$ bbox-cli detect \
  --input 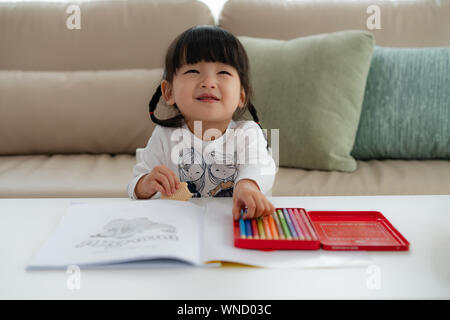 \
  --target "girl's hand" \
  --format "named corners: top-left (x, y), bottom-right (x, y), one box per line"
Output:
top-left (232, 179), bottom-right (276, 221)
top-left (136, 165), bottom-right (181, 199)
